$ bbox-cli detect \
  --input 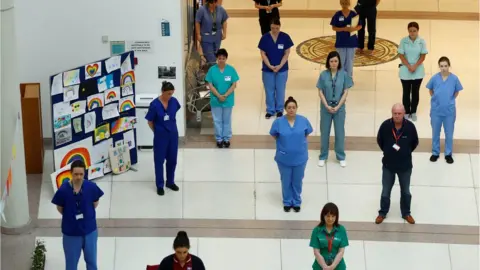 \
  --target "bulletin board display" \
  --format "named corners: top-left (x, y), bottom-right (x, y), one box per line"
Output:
top-left (49, 51), bottom-right (138, 180)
